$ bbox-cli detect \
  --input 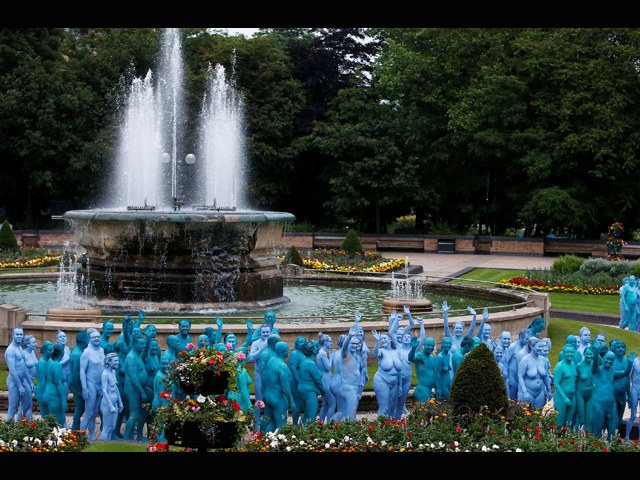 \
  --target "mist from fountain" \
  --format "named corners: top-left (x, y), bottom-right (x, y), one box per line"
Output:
top-left (199, 62), bottom-right (246, 209)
